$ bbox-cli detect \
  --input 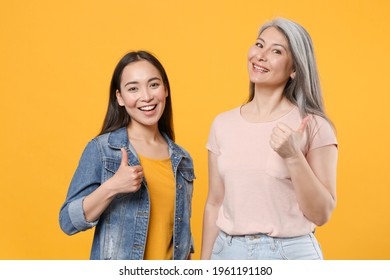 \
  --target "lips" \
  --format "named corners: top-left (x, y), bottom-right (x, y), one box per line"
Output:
top-left (138, 105), bottom-right (157, 111)
top-left (253, 63), bottom-right (269, 73)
